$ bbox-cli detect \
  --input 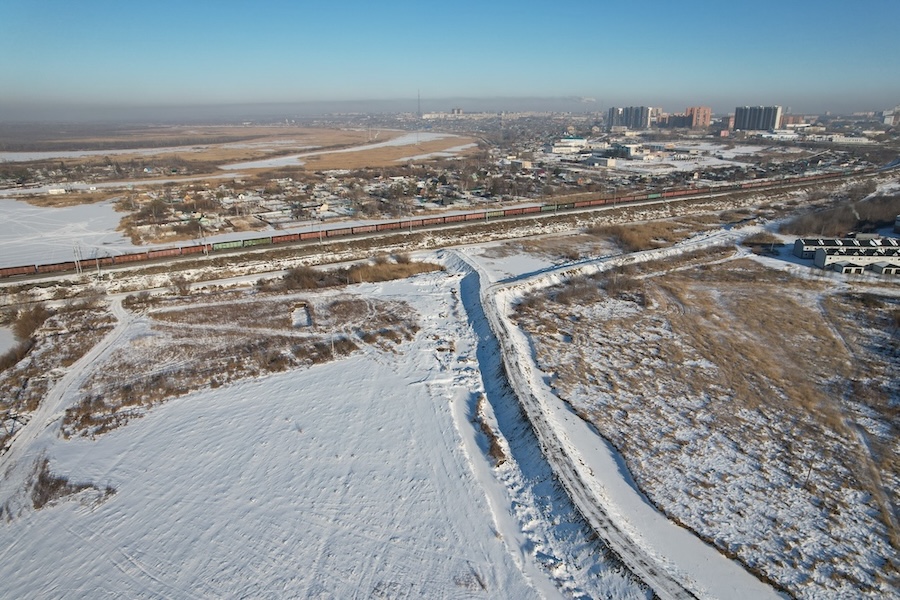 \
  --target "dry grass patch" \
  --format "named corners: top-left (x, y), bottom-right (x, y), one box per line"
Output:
top-left (63, 291), bottom-right (421, 438)
top-left (0, 305), bottom-right (115, 447)
top-left (588, 220), bottom-right (698, 252)
top-left (259, 260), bottom-right (442, 292)
top-left (19, 190), bottom-right (122, 208)
top-left (475, 394), bottom-right (506, 467)
top-left (514, 252), bottom-right (899, 598)
top-left (29, 459), bottom-right (115, 510)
